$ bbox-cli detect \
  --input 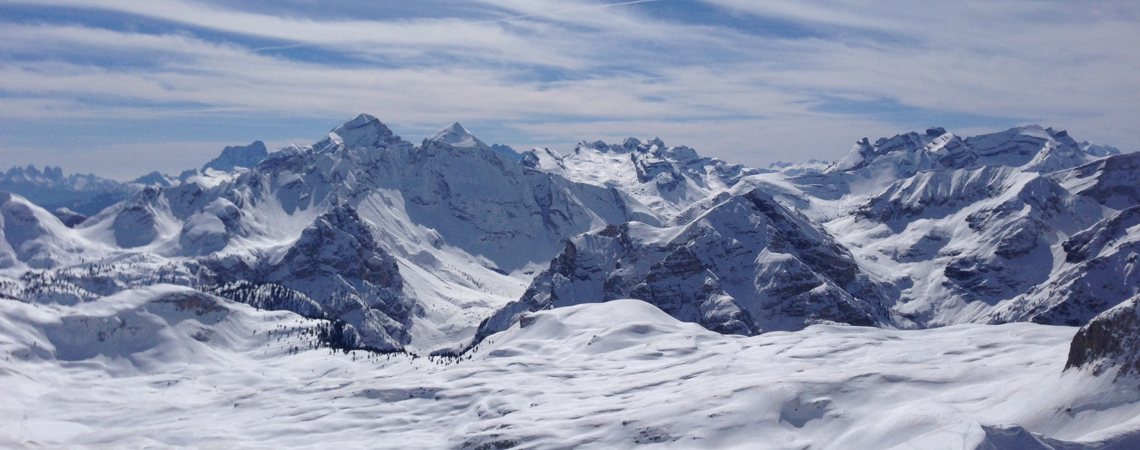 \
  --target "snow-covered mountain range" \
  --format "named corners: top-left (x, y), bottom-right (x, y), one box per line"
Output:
top-left (0, 165), bottom-right (132, 218)
top-left (2, 114), bottom-right (1139, 448)
top-left (2, 115), bottom-right (1136, 350)
top-left (1, 115), bottom-right (658, 352)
